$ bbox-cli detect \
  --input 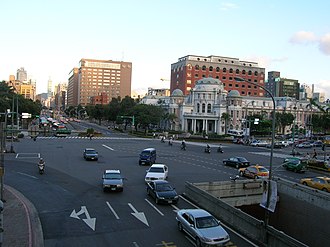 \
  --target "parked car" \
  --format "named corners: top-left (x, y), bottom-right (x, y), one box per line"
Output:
top-left (102, 170), bottom-right (124, 192)
top-left (83, 148), bottom-right (98, 161)
top-left (250, 140), bottom-right (269, 147)
top-left (146, 180), bottom-right (179, 204)
top-left (266, 142), bottom-right (283, 149)
top-left (282, 157), bottom-right (307, 173)
top-left (223, 157), bottom-right (250, 168)
top-left (145, 164), bottom-right (168, 183)
top-left (238, 165), bottom-right (269, 179)
top-left (312, 141), bottom-right (323, 147)
top-left (300, 176), bottom-right (330, 192)
top-left (176, 209), bottom-right (230, 247)
top-left (297, 142), bottom-right (313, 148)
top-left (139, 148), bottom-right (157, 165)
